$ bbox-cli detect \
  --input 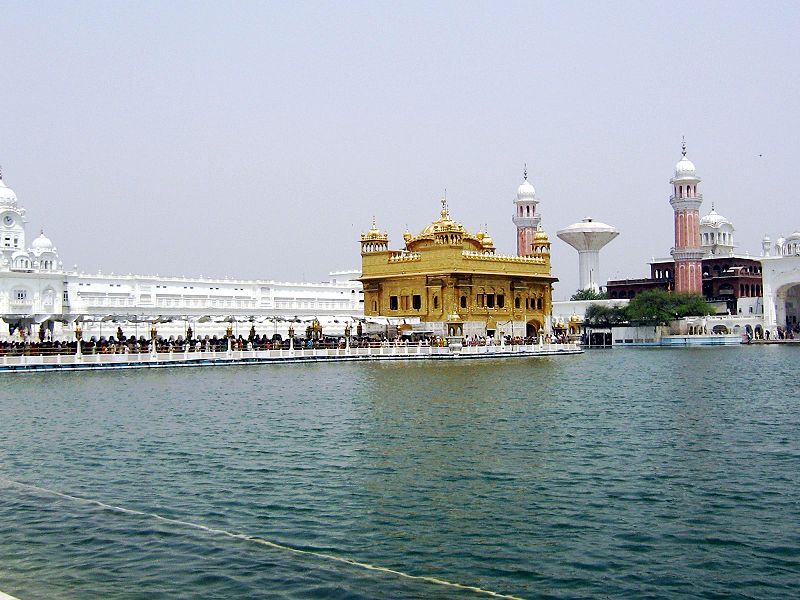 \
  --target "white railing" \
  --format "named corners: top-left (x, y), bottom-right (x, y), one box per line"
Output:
top-left (0, 341), bottom-right (581, 370)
